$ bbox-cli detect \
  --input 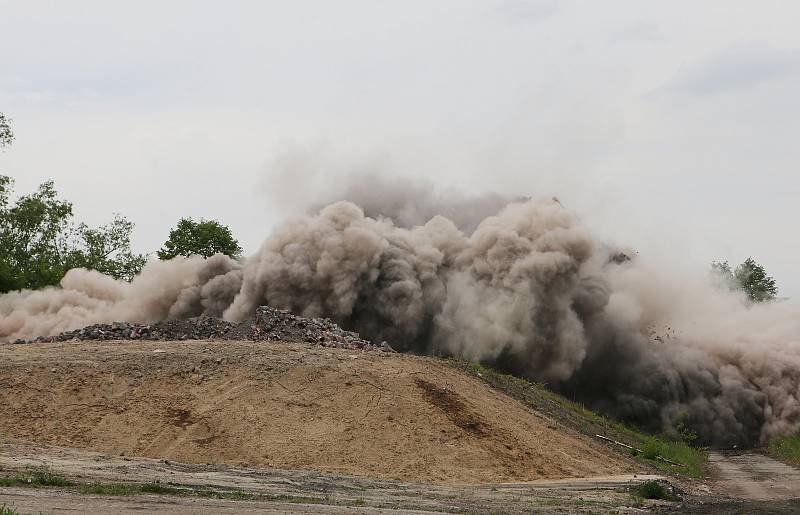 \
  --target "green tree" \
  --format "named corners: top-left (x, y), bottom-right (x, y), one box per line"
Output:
top-left (0, 113), bottom-right (13, 149)
top-left (0, 175), bottom-right (146, 292)
top-left (711, 257), bottom-right (778, 302)
top-left (157, 217), bottom-right (242, 260)
top-left (66, 215), bottom-right (148, 282)
top-left (734, 257), bottom-right (778, 302)
top-left (0, 178), bottom-right (73, 291)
